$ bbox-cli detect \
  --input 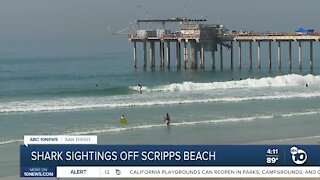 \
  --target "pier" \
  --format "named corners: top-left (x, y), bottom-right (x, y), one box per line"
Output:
top-left (125, 17), bottom-right (320, 70)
